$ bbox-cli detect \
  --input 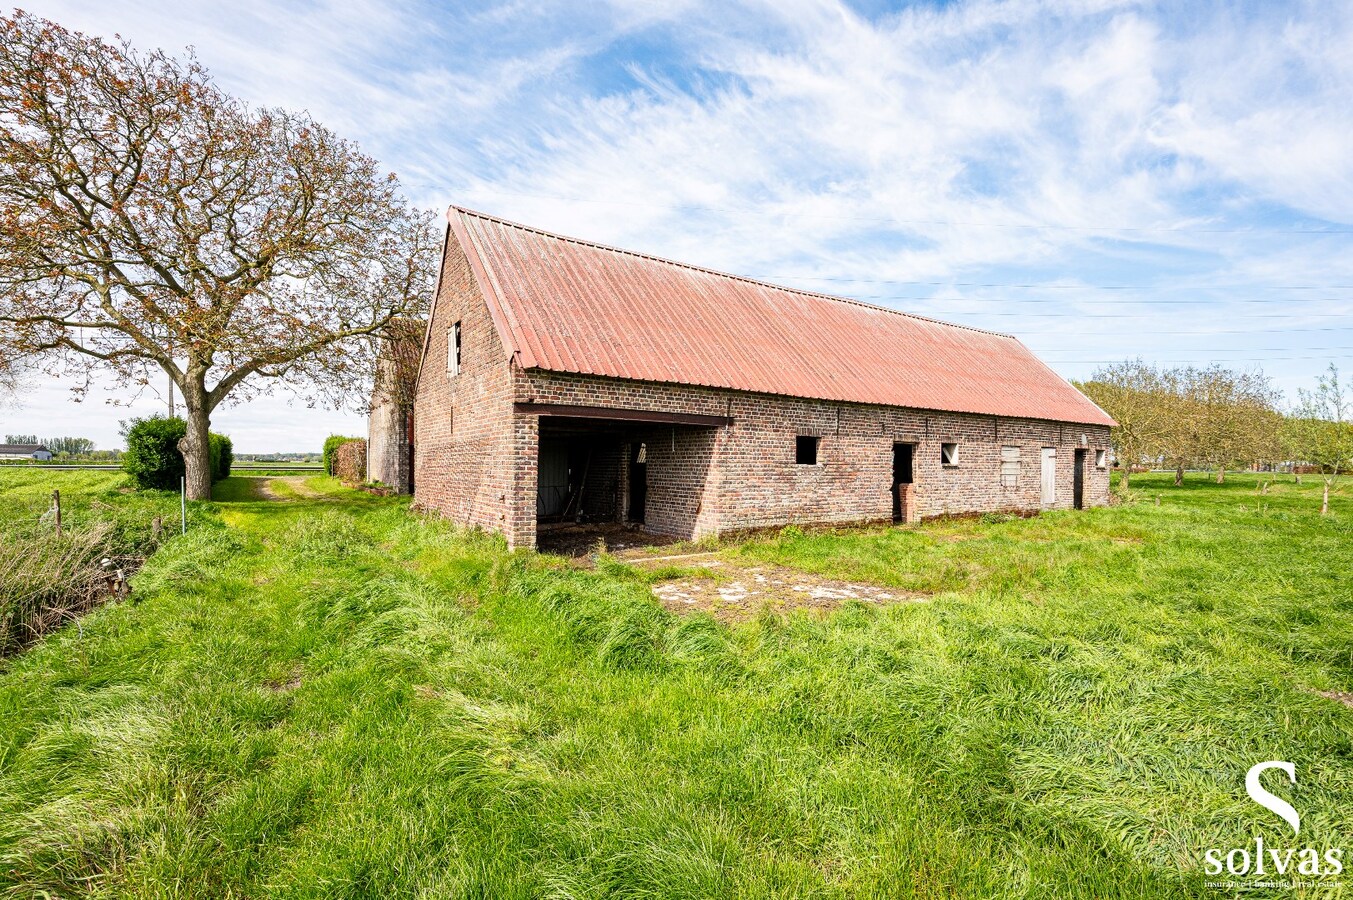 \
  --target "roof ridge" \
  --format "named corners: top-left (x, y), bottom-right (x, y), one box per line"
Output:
top-left (449, 205), bottom-right (1016, 341)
